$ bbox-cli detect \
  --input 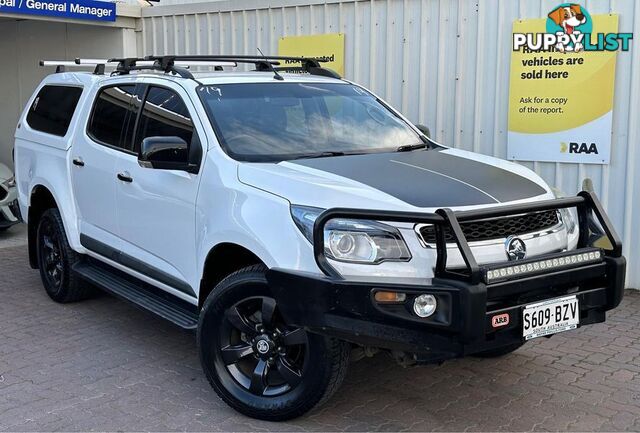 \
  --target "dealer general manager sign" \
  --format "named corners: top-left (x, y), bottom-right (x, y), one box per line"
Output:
top-left (0, 0), bottom-right (115, 22)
